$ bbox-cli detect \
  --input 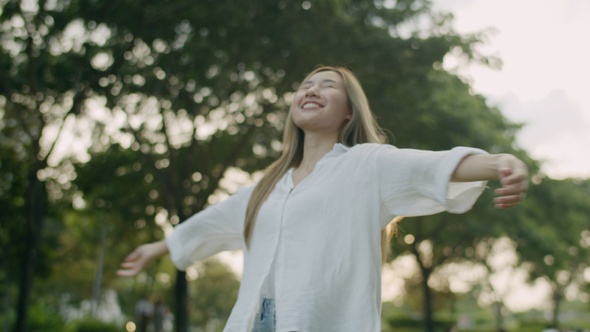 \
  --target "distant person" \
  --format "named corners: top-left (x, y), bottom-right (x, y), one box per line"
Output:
top-left (118, 66), bottom-right (528, 331)
top-left (134, 296), bottom-right (154, 332)
top-left (153, 299), bottom-right (166, 332)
